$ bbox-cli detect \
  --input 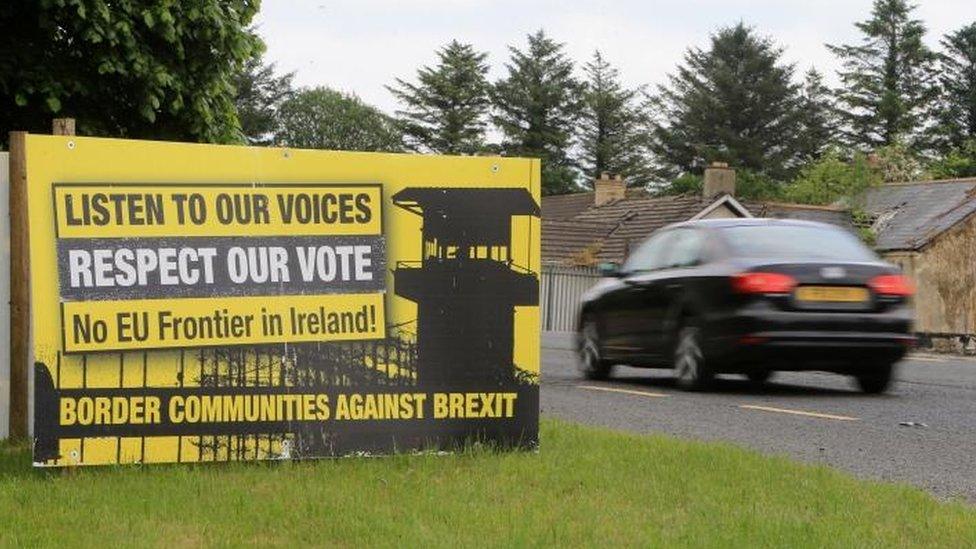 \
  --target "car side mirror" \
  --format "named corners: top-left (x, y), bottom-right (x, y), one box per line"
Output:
top-left (598, 262), bottom-right (621, 277)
